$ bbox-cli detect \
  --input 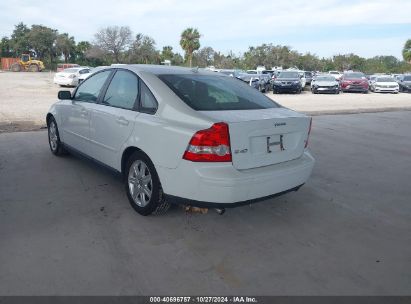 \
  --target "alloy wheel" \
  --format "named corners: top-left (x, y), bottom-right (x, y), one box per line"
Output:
top-left (128, 160), bottom-right (153, 207)
top-left (49, 121), bottom-right (58, 151)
